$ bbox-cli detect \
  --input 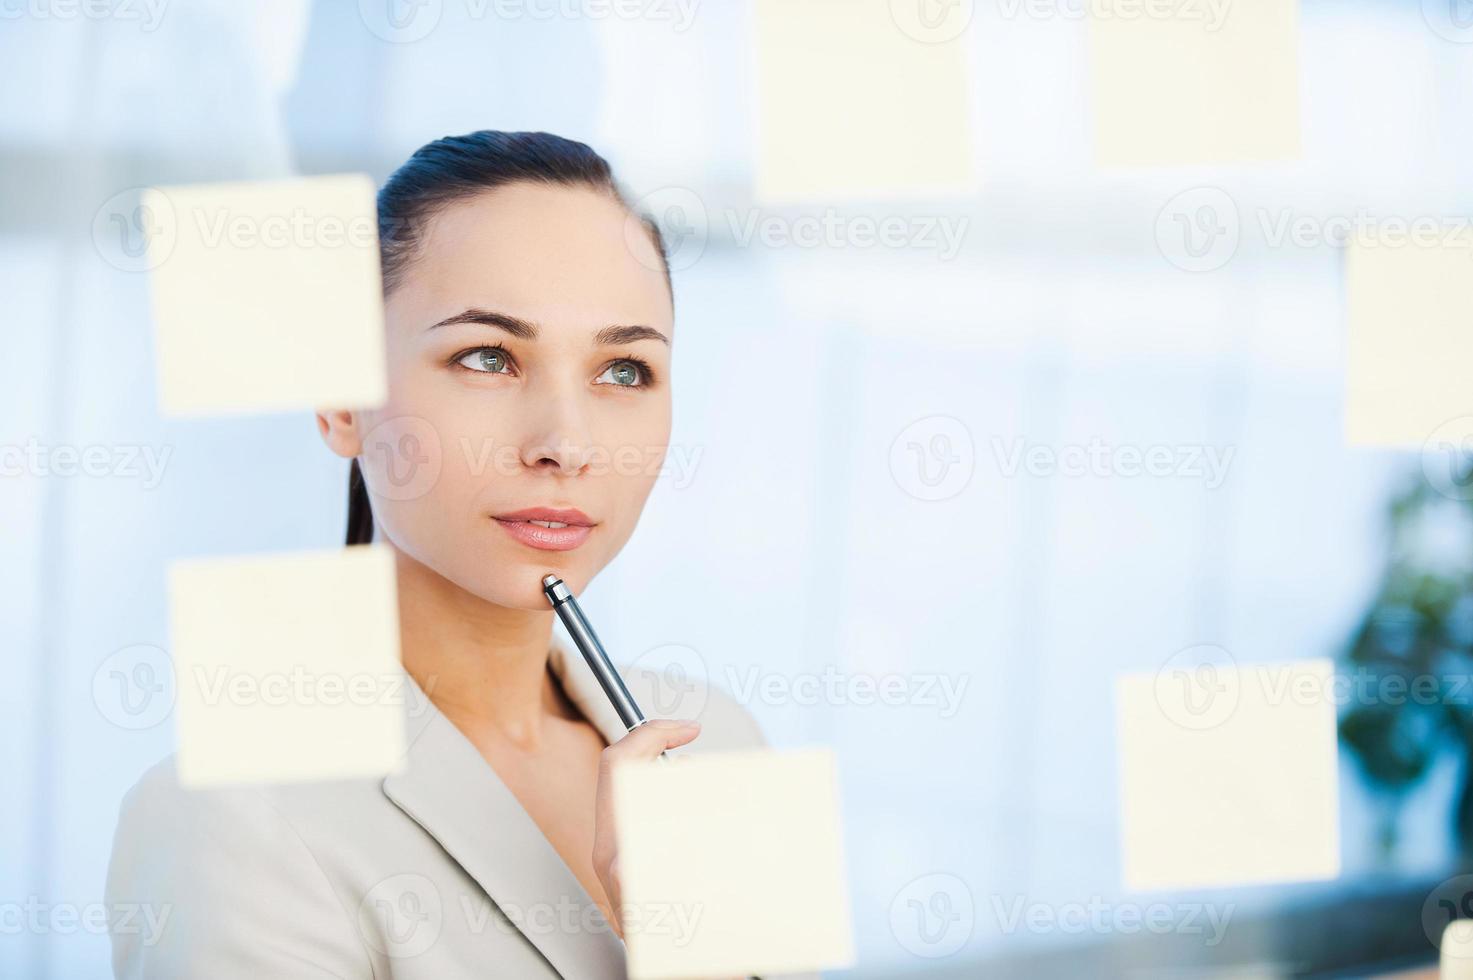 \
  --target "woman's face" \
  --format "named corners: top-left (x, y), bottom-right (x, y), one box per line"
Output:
top-left (332, 182), bottom-right (673, 610)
